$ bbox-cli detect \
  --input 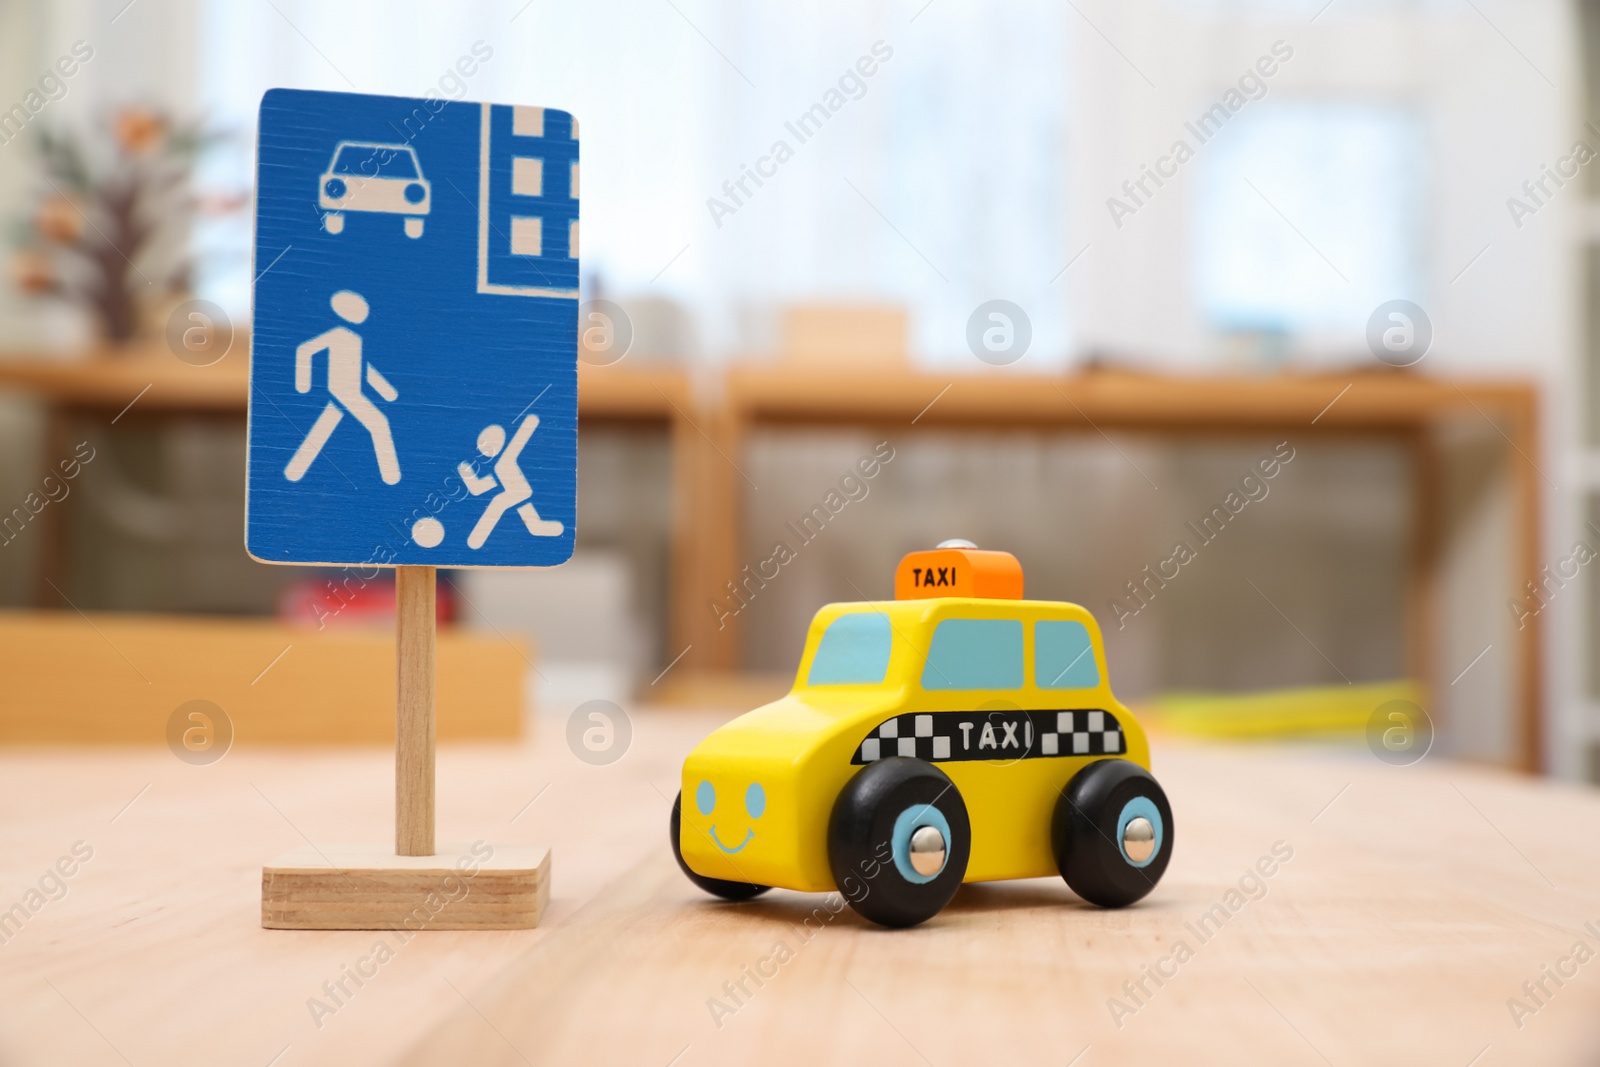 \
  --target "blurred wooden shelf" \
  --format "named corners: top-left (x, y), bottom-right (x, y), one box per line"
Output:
top-left (726, 365), bottom-right (1535, 430)
top-left (679, 363), bottom-right (1543, 774)
top-left (0, 347), bottom-right (249, 412)
top-left (0, 345), bottom-right (690, 422)
top-left (577, 361), bottom-right (692, 422)
top-left (0, 610), bottom-right (525, 744)
top-left (0, 350), bottom-right (1545, 771)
